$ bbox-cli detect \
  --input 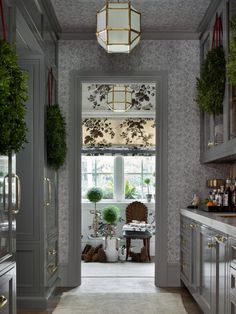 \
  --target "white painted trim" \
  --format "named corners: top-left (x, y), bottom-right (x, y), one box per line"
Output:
top-left (69, 71), bottom-right (169, 287)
